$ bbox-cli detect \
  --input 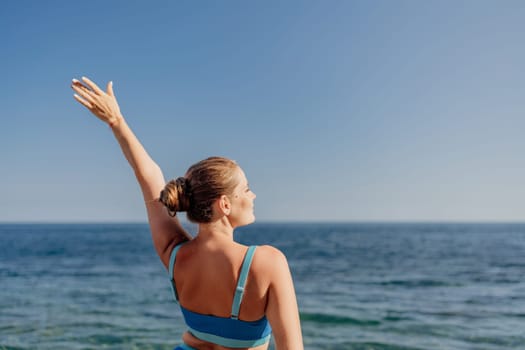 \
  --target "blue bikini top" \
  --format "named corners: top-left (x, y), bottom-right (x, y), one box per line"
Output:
top-left (169, 244), bottom-right (272, 348)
